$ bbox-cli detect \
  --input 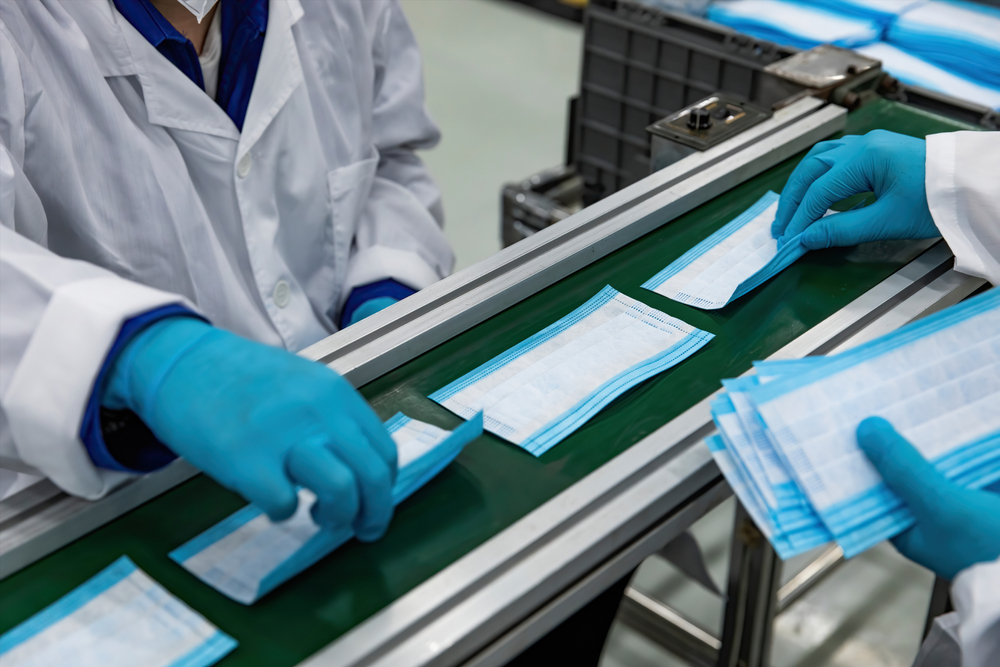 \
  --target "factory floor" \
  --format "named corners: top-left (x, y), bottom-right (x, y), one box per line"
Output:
top-left (400, 1), bottom-right (936, 665)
